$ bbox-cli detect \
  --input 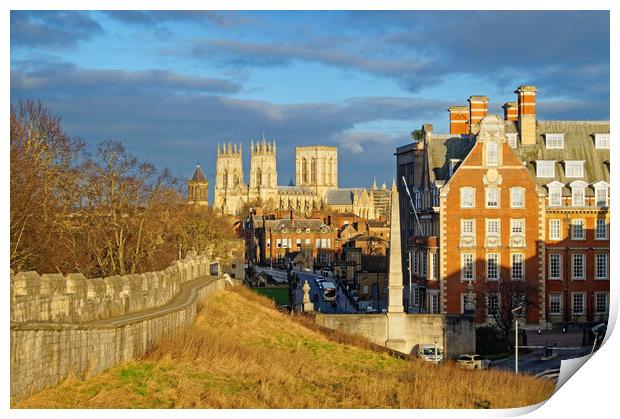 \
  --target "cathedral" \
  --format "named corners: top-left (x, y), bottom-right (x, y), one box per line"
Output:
top-left (190, 140), bottom-right (390, 220)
